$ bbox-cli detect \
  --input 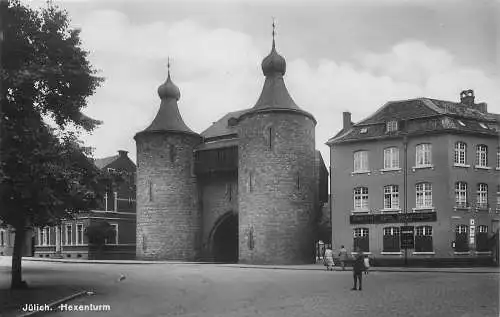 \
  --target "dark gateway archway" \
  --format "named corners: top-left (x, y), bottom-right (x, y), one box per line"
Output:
top-left (212, 213), bottom-right (239, 263)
